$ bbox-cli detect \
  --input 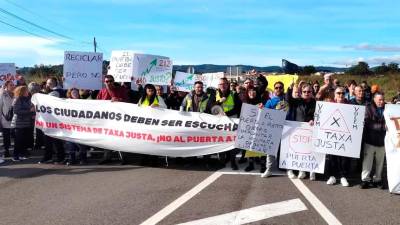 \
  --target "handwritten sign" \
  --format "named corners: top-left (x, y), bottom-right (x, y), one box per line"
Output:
top-left (63, 51), bottom-right (103, 90)
top-left (202, 72), bottom-right (224, 89)
top-left (235, 103), bottom-right (286, 156)
top-left (313, 101), bottom-right (365, 158)
top-left (384, 104), bottom-right (400, 194)
top-left (0, 63), bottom-right (16, 86)
top-left (107, 50), bottom-right (134, 82)
top-left (279, 121), bottom-right (326, 173)
top-left (174, 71), bottom-right (205, 92)
top-left (132, 54), bottom-right (172, 88)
